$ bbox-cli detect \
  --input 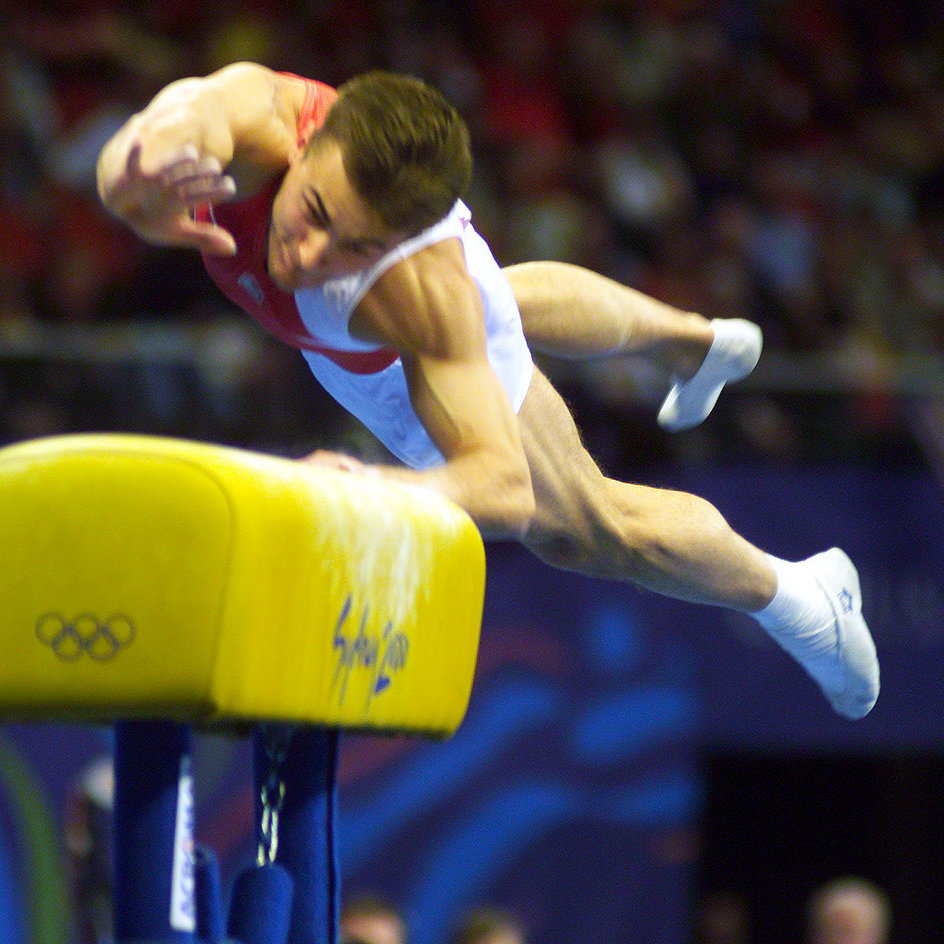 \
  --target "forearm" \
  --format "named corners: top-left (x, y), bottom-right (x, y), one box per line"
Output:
top-left (381, 452), bottom-right (534, 539)
top-left (308, 449), bottom-right (534, 539)
top-left (506, 260), bottom-right (708, 359)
